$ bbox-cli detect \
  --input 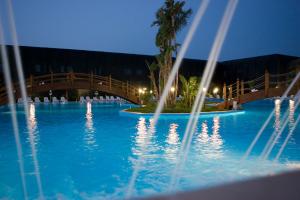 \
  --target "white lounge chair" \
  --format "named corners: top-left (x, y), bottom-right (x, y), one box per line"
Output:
top-left (79, 96), bottom-right (85, 103)
top-left (27, 97), bottom-right (33, 103)
top-left (60, 97), bottom-right (67, 104)
top-left (93, 97), bottom-right (99, 103)
top-left (86, 96), bottom-right (92, 102)
top-left (121, 98), bottom-right (127, 103)
top-left (105, 96), bottom-right (110, 102)
top-left (34, 97), bottom-right (41, 104)
top-left (99, 96), bottom-right (104, 103)
top-left (43, 97), bottom-right (50, 103)
top-left (110, 96), bottom-right (115, 102)
top-left (52, 97), bottom-right (59, 104)
top-left (17, 98), bottom-right (23, 104)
